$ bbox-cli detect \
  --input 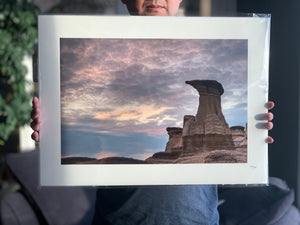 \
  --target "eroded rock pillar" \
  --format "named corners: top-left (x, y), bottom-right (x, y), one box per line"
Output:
top-left (182, 80), bottom-right (234, 152)
top-left (165, 127), bottom-right (183, 153)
